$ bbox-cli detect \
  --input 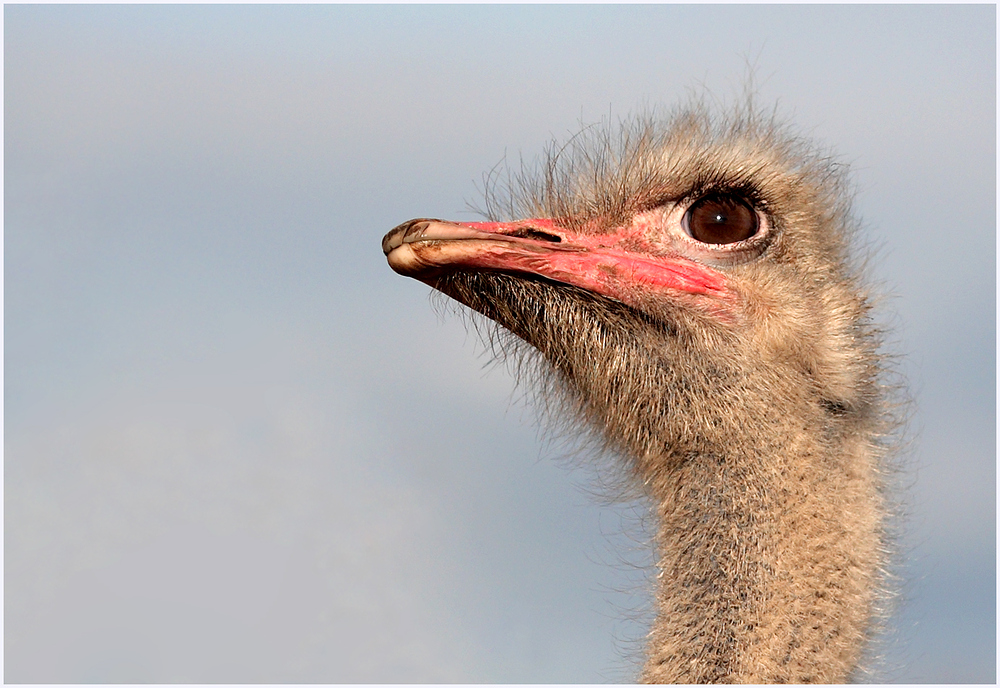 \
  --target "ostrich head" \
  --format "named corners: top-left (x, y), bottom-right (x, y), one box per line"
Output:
top-left (382, 103), bottom-right (892, 683)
